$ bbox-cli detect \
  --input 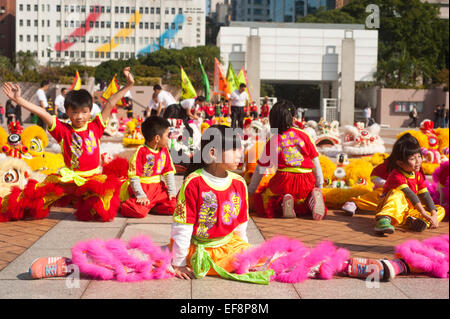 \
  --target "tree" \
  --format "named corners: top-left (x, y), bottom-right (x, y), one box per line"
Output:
top-left (14, 51), bottom-right (38, 74)
top-left (297, 0), bottom-right (449, 88)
